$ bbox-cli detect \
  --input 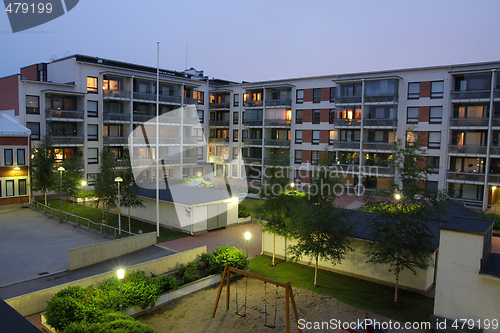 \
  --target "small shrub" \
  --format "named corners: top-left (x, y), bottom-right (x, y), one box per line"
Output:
top-left (45, 286), bottom-right (86, 331)
top-left (238, 203), bottom-right (251, 218)
top-left (483, 213), bottom-right (500, 230)
top-left (212, 246), bottom-right (247, 273)
top-left (177, 262), bottom-right (200, 284)
top-left (154, 274), bottom-right (179, 293)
